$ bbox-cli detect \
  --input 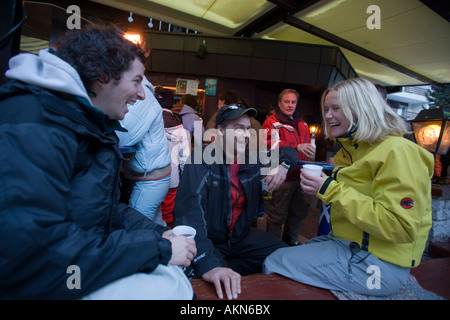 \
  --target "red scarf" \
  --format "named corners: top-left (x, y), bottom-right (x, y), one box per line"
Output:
top-left (229, 163), bottom-right (247, 234)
